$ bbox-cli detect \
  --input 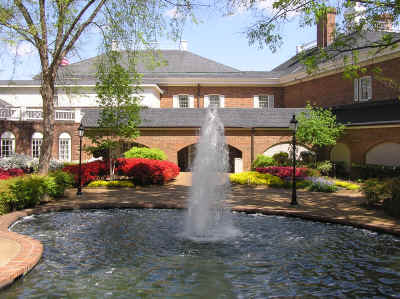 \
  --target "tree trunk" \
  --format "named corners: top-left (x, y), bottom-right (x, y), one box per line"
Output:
top-left (38, 73), bottom-right (56, 175)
